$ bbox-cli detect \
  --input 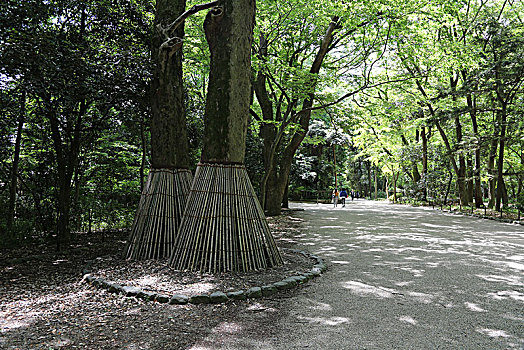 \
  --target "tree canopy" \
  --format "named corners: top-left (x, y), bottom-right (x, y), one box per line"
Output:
top-left (1, 0), bottom-right (523, 248)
